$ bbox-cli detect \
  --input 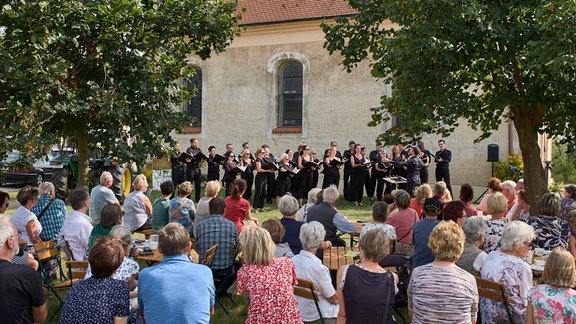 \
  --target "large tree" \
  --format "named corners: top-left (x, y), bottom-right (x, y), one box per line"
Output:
top-left (322, 0), bottom-right (576, 206)
top-left (0, 0), bottom-right (241, 185)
